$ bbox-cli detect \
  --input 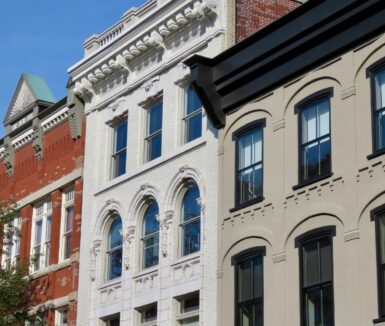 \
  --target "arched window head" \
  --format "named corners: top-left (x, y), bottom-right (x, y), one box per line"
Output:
top-left (107, 216), bottom-right (123, 280)
top-left (142, 201), bottom-right (160, 269)
top-left (180, 184), bottom-right (201, 256)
